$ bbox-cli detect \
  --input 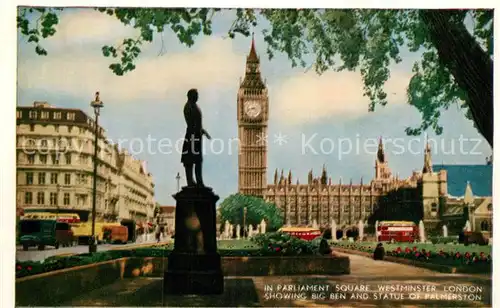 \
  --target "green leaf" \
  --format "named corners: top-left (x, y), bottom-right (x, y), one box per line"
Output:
top-left (35, 45), bottom-right (47, 56)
